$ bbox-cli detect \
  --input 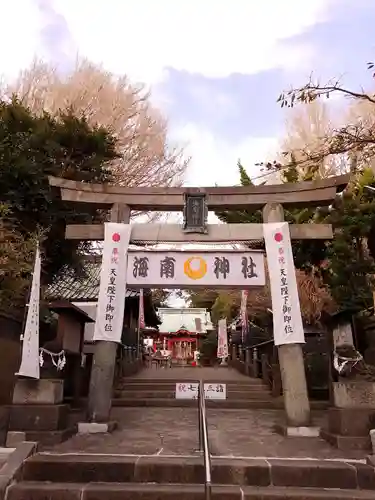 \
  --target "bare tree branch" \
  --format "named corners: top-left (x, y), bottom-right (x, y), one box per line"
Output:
top-left (4, 58), bottom-right (189, 190)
